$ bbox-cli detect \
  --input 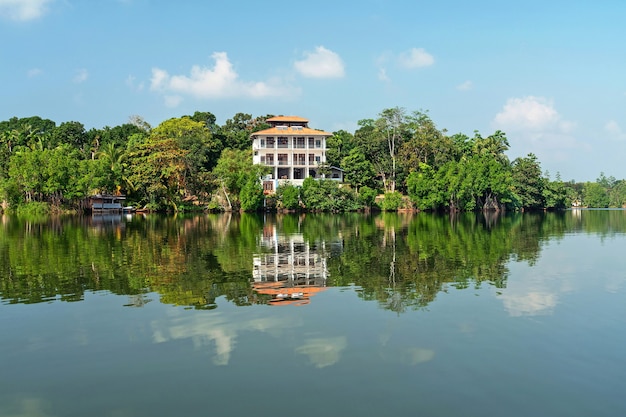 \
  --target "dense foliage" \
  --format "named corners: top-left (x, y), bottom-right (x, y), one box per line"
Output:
top-left (0, 109), bottom-right (623, 213)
